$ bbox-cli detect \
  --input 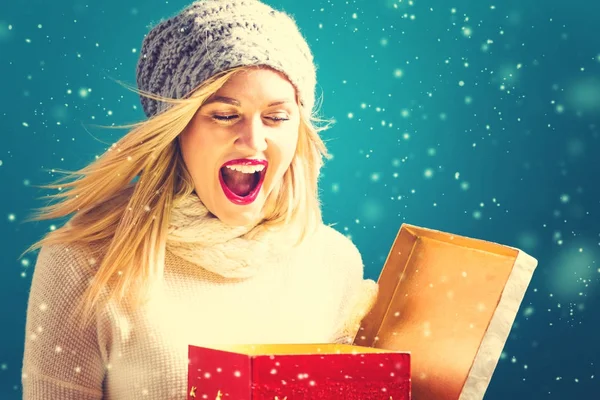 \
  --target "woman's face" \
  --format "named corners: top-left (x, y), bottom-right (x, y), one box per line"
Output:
top-left (179, 68), bottom-right (301, 226)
